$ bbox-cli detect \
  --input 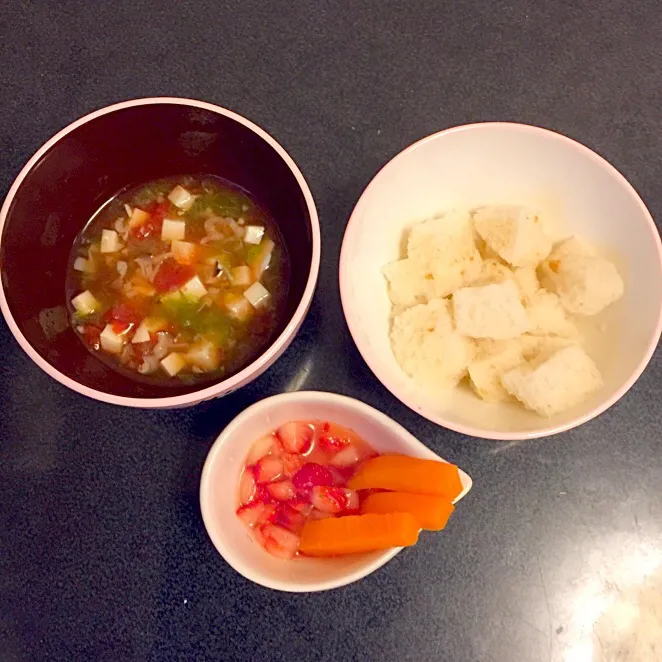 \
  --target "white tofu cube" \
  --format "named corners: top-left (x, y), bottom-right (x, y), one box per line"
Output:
top-left (167, 185), bottom-right (194, 210)
top-left (73, 257), bottom-right (88, 272)
top-left (243, 281), bottom-right (270, 308)
top-left (185, 340), bottom-right (221, 371)
top-left (161, 219), bottom-right (186, 242)
top-left (160, 352), bottom-right (186, 376)
top-left (243, 225), bottom-right (265, 244)
top-left (225, 294), bottom-right (253, 321)
top-left (180, 275), bottom-right (207, 300)
top-left (231, 265), bottom-right (254, 287)
top-left (131, 322), bottom-right (151, 344)
top-left (452, 280), bottom-right (530, 339)
top-left (100, 229), bottom-right (120, 253)
top-left (473, 205), bottom-right (552, 266)
top-left (501, 345), bottom-right (603, 417)
top-left (100, 324), bottom-right (126, 354)
top-left (71, 290), bottom-right (100, 316)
